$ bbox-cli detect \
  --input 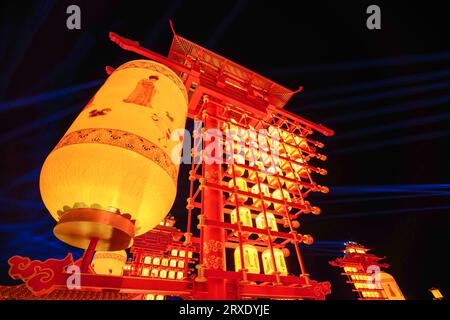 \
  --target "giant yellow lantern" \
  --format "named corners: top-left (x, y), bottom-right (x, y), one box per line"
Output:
top-left (91, 250), bottom-right (127, 276)
top-left (262, 248), bottom-right (288, 276)
top-left (40, 60), bottom-right (188, 251)
top-left (234, 244), bottom-right (260, 274)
